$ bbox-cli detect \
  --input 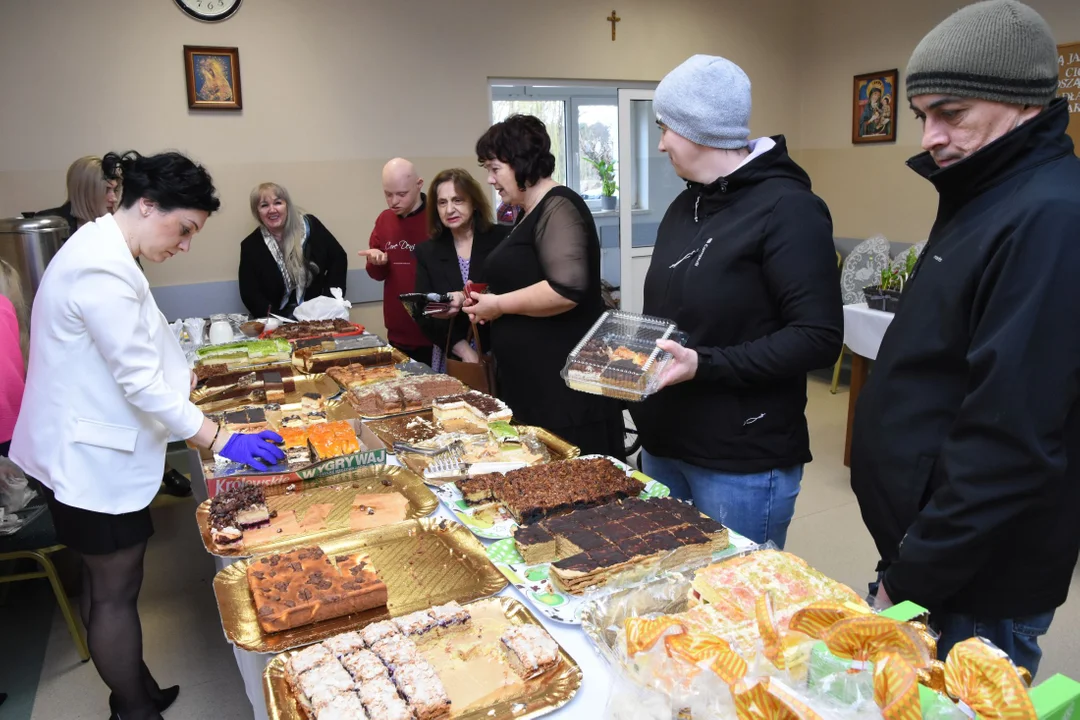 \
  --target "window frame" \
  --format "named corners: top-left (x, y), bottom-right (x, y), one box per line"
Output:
top-left (491, 85), bottom-right (620, 214)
